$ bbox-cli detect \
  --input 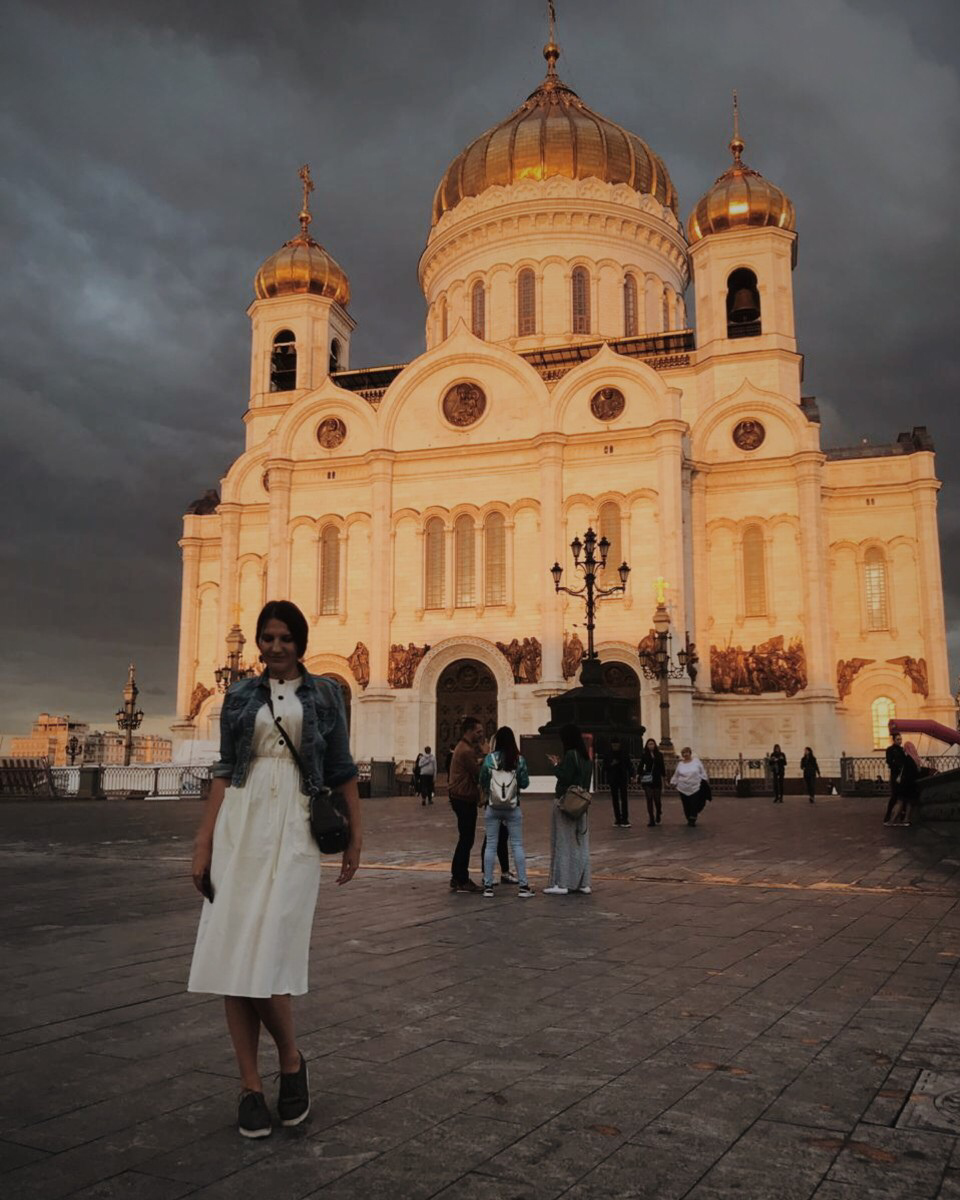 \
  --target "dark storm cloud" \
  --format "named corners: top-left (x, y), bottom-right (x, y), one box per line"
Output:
top-left (2, 0), bottom-right (958, 737)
